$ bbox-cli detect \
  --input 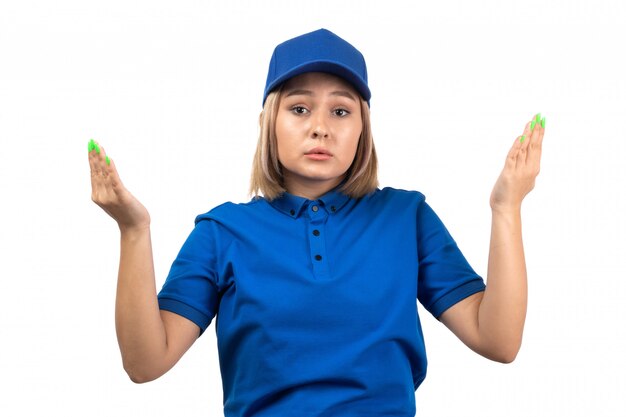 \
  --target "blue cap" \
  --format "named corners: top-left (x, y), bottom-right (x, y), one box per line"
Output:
top-left (262, 28), bottom-right (370, 106)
